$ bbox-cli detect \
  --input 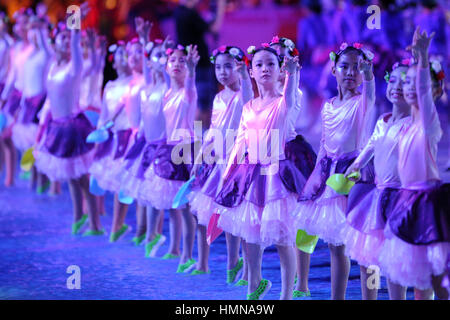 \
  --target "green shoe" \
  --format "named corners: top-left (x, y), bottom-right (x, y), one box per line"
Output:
top-left (246, 279), bottom-right (272, 300)
top-left (293, 290), bottom-right (311, 298)
top-left (176, 258), bottom-right (196, 273)
top-left (71, 214), bottom-right (88, 235)
top-left (19, 171), bottom-right (31, 180)
top-left (235, 279), bottom-right (248, 287)
top-left (83, 229), bottom-right (105, 236)
top-left (227, 257), bottom-right (244, 284)
top-left (145, 234), bottom-right (166, 258)
top-left (132, 234), bottom-right (146, 246)
top-left (161, 253), bottom-right (179, 260)
top-left (190, 269), bottom-right (211, 276)
top-left (109, 224), bottom-right (130, 243)
top-left (36, 181), bottom-right (51, 195)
